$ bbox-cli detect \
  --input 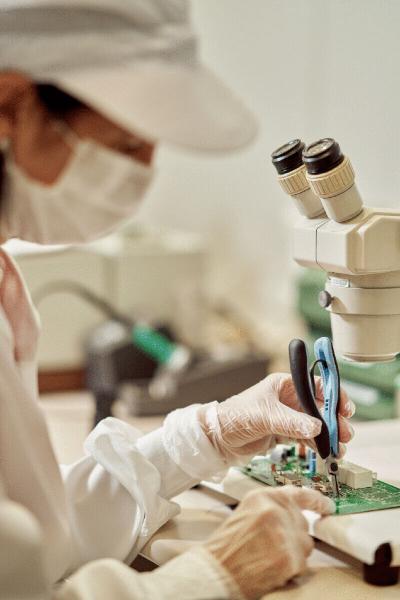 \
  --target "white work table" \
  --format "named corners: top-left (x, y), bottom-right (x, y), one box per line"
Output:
top-left (43, 393), bottom-right (400, 599)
